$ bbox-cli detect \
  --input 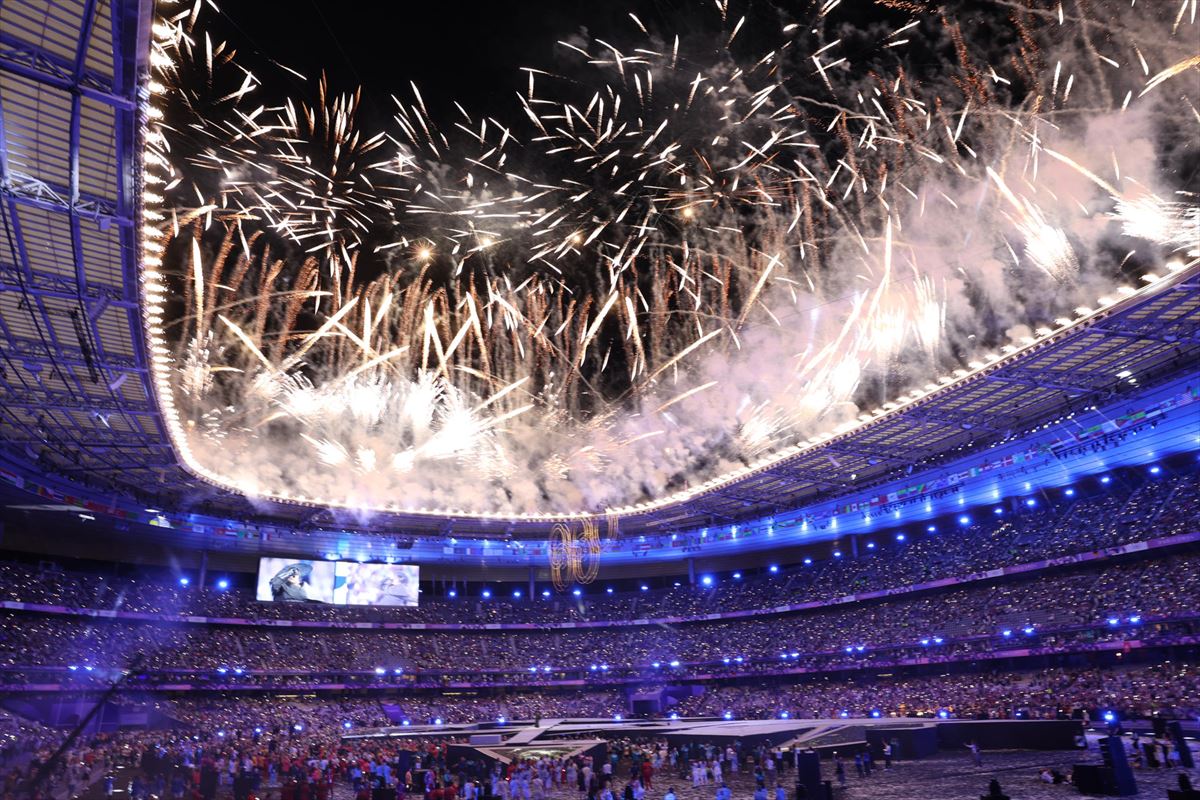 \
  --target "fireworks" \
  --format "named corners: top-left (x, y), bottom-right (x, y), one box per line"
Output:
top-left (141, 1), bottom-right (1200, 519)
